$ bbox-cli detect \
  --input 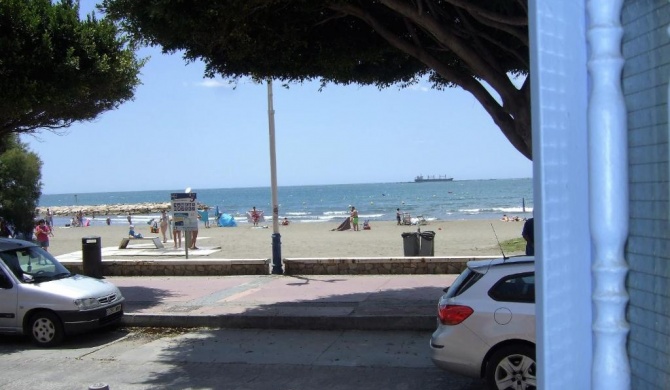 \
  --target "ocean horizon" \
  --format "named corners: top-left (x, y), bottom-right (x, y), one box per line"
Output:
top-left (38, 179), bottom-right (533, 227)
